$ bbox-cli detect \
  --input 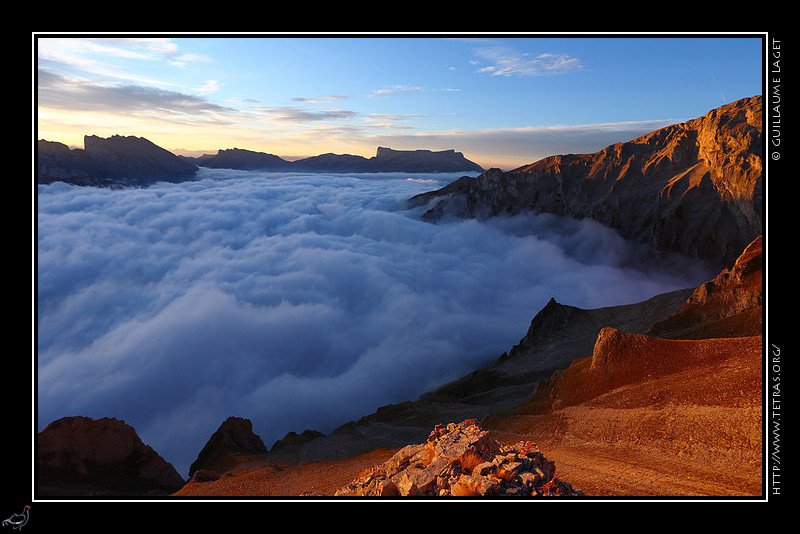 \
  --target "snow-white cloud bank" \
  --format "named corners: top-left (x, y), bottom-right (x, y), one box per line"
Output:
top-left (36, 168), bottom-right (713, 477)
